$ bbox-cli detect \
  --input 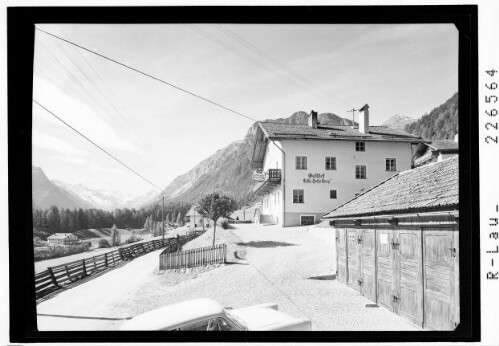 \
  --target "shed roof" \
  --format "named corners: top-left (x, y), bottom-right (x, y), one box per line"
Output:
top-left (322, 156), bottom-right (459, 219)
top-left (429, 140), bottom-right (459, 151)
top-left (258, 122), bottom-right (427, 143)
